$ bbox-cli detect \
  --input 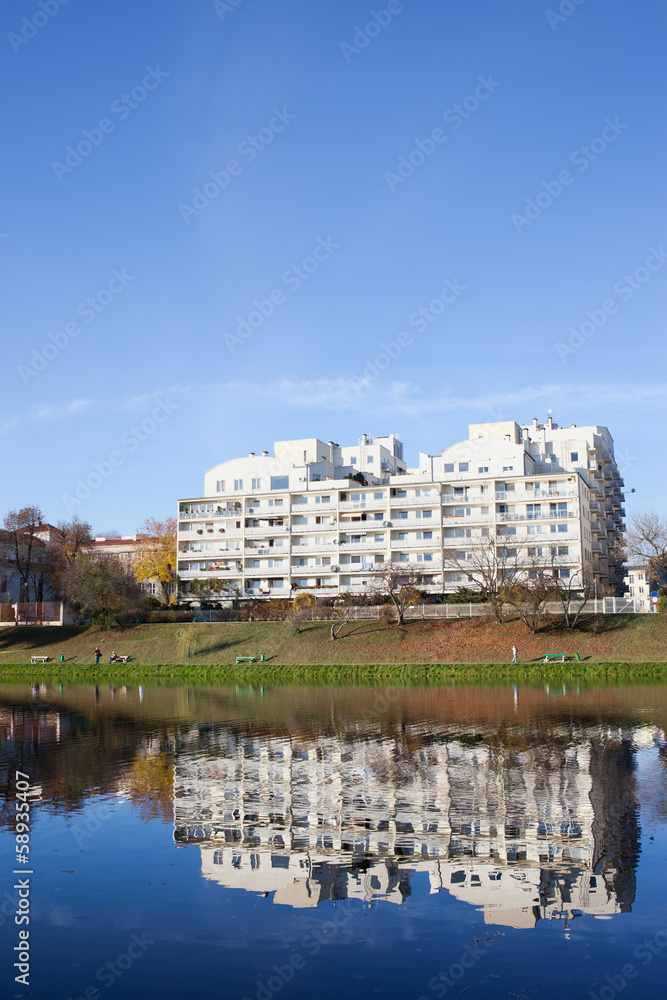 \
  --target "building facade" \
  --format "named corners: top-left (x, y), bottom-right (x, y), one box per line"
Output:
top-left (176, 418), bottom-right (625, 601)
